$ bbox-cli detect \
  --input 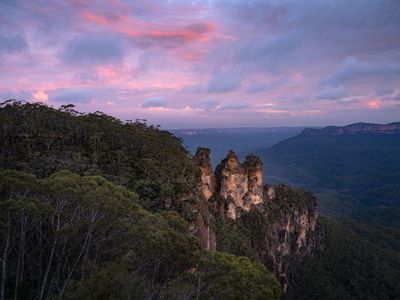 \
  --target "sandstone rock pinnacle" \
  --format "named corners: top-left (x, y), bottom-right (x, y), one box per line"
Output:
top-left (194, 147), bottom-right (215, 200)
